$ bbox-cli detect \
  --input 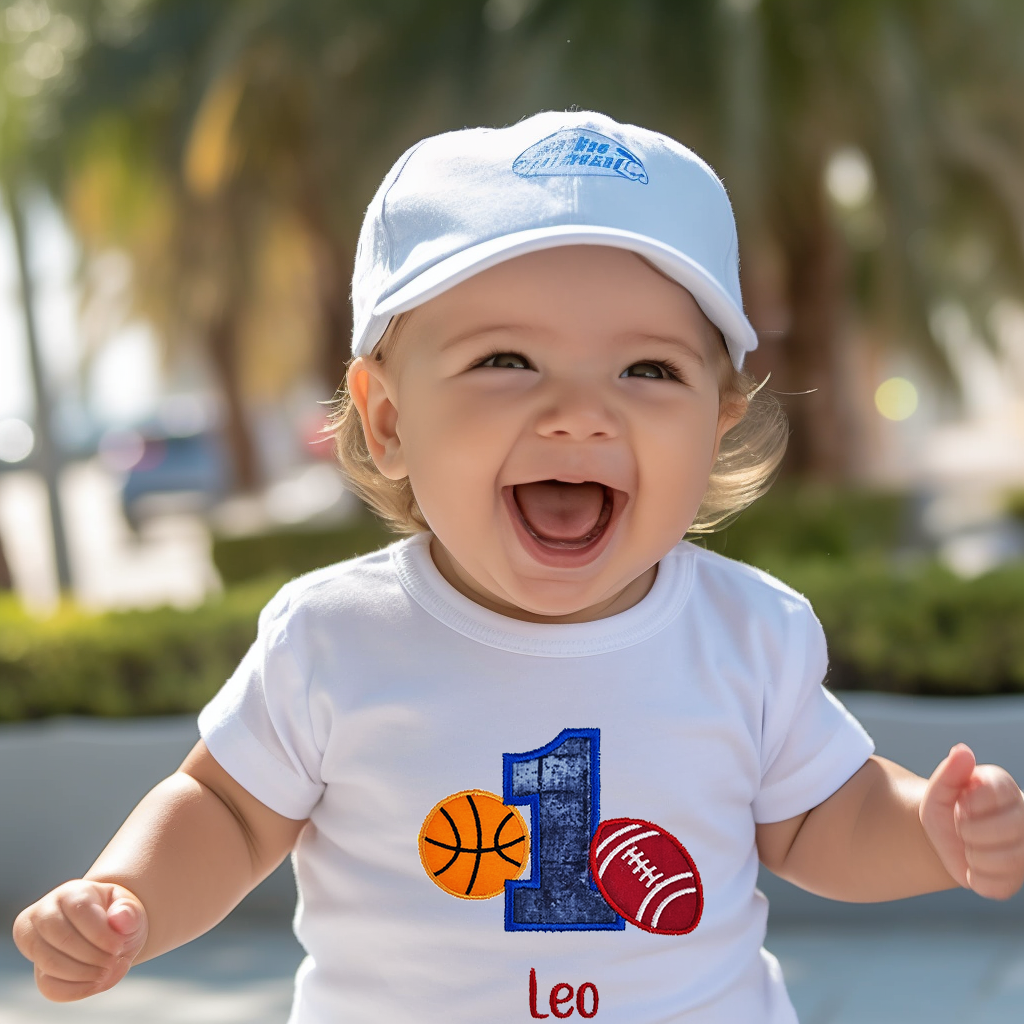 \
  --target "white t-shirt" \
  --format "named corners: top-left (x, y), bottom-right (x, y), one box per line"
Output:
top-left (199, 534), bottom-right (873, 1024)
